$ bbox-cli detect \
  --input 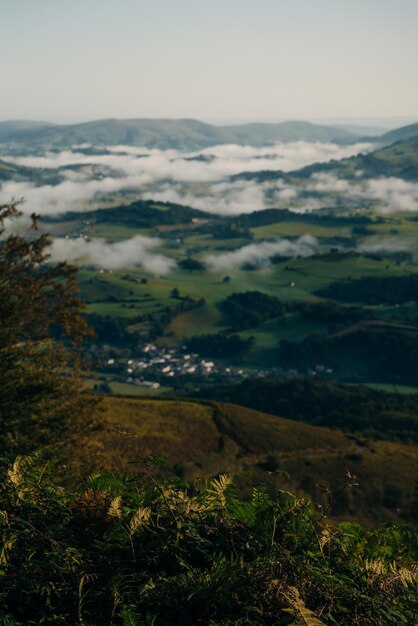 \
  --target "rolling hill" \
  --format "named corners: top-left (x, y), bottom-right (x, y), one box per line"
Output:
top-left (0, 118), bottom-right (357, 150)
top-left (379, 121), bottom-right (418, 144)
top-left (67, 395), bottom-right (418, 527)
top-left (0, 156), bottom-right (57, 183)
top-left (46, 199), bottom-right (214, 227)
top-left (234, 134), bottom-right (418, 183)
